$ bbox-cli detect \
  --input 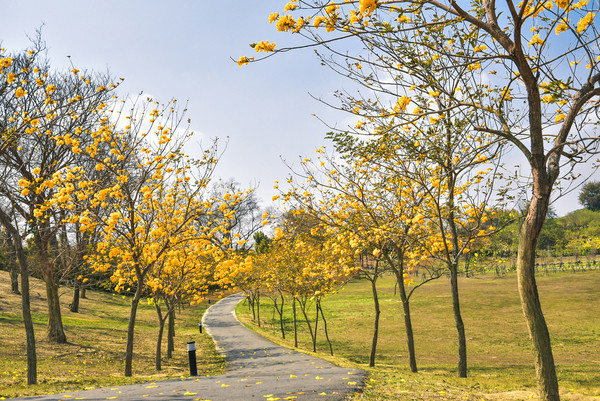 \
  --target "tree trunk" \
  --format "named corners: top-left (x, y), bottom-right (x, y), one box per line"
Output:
top-left (70, 282), bottom-right (80, 313)
top-left (248, 293), bottom-right (256, 320)
top-left (292, 297), bottom-right (298, 348)
top-left (450, 261), bottom-right (467, 377)
top-left (43, 270), bottom-right (67, 343)
top-left (256, 291), bottom-right (261, 327)
top-left (81, 287), bottom-right (87, 299)
top-left (445, 116), bottom-right (467, 378)
top-left (313, 298), bottom-right (319, 352)
top-left (389, 247), bottom-right (418, 373)
top-left (1, 217), bottom-right (37, 384)
top-left (155, 302), bottom-right (167, 371)
top-left (15, 233), bottom-right (37, 384)
top-left (299, 299), bottom-right (316, 352)
top-left (369, 277), bottom-right (380, 367)
top-left (36, 229), bottom-right (67, 344)
top-left (167, 308), bottom-right (175, 359)
top-left (317, 299), bottom-right (333, 356)
top-left (518, 196), bottom-right (560, 401)
top-left (273, 292), bottom-right (286, 339)
top-left (7, 235), bottom-right (20, 294)
top-left (125, 281), bottom-right (143, 377)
